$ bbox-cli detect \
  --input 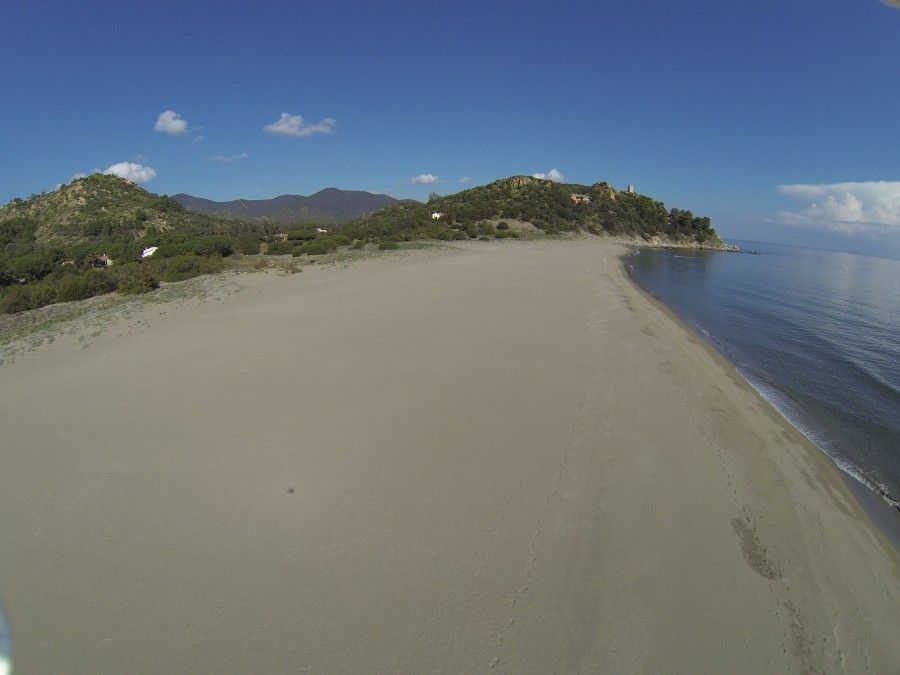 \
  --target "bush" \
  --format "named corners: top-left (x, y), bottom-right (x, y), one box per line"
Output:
top-left (55, 275), bottom-right (93, 302)
top-left (266, 240), bottom-right (293, 255)
top-left (160, 235), bottom-right (233, 258)
top-left (496, 221), bottom-right (509, 230)
top-left (377, 240), bottom-right (399, 250)
top-left (478, 221), bottom-right (496, 236)
top-left (0, 285), bottom-right (36, 313)
top-left (86, 269), bottom-right (118, 295)
top-left (234, 235), bottom-right (261, 255)
top-left (153, 255), bottom-right (223, 282)
top-left (115, 265), bottom-right (159, 295)
top-left (301, 239), bottom-right (334, 256)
